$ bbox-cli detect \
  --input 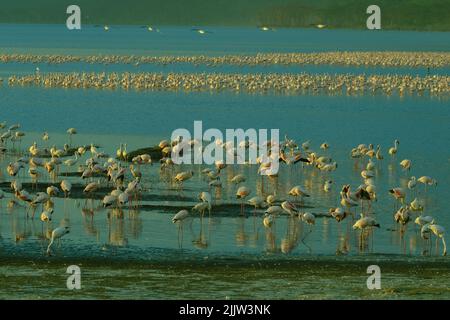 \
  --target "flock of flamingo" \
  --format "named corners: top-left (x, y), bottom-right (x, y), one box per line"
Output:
top-left (6, 71), bottom-right (449, 96)
top-left (0, 122), bottom-right (446, 256)
top-left (1, 51), bottom-right (449, 68)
